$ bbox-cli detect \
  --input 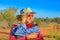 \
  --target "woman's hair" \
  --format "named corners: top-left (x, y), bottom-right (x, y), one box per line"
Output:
top-left (16, 15), bottom-right (26, 24)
